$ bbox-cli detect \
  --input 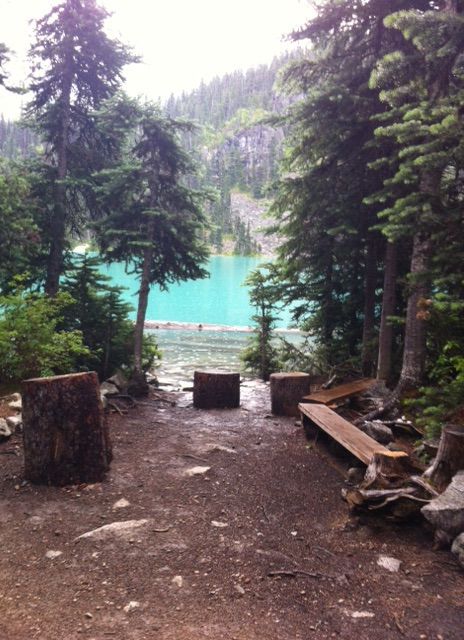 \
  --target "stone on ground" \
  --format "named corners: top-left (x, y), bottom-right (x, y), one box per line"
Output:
top-left (75, 519), bottom-right (151, 541)
top-left (359, 420), bottom-right (394, 444)
top-left (0, 418), bottom-right (12, 441)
